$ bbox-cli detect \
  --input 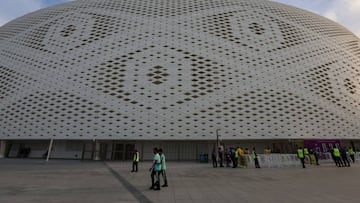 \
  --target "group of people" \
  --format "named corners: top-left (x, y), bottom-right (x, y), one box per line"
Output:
top-left (212, 146), bottom-right (261, 169)
top-left (131, 148), bottom-right (168, 191)
top-left (329, 146), bottom-right (355, 167)
top-left (297, 147), bottom-right (319, 168)
top-left (297, 146), bottom-right (356, 168)
top-left (149, 148), bottom-right (168, 190)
